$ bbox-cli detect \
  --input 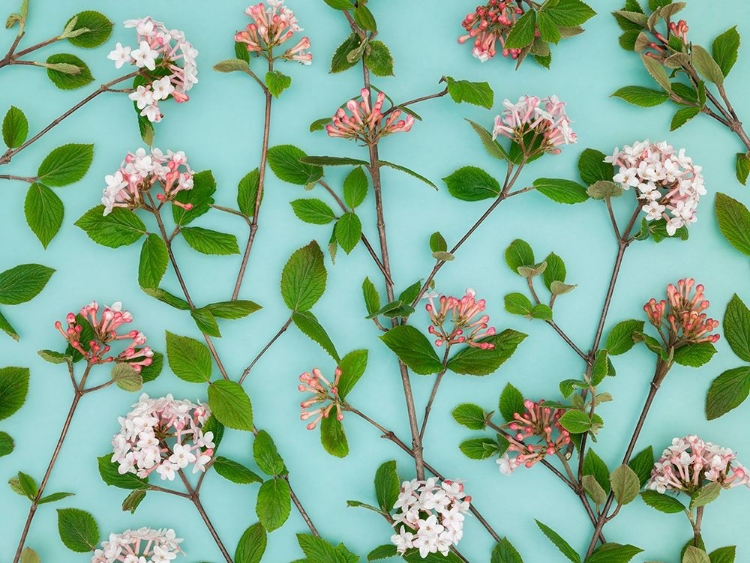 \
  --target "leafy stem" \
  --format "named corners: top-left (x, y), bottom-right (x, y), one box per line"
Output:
top-left (418, 347), bottom-right (451, 440)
